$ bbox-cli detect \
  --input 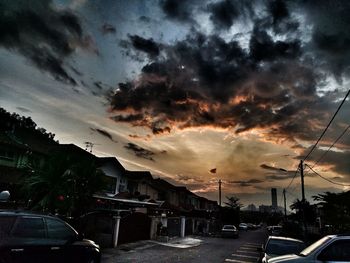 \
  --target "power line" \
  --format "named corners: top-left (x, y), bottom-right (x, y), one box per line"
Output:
top-left (305, 164), bottom-right (350, 187)
top-left (311, 124), bottom-right (350, 169)
top-left (303, 89), bottom-right (350, 162)
top-left (285, 166), bottom-right (299, 190)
